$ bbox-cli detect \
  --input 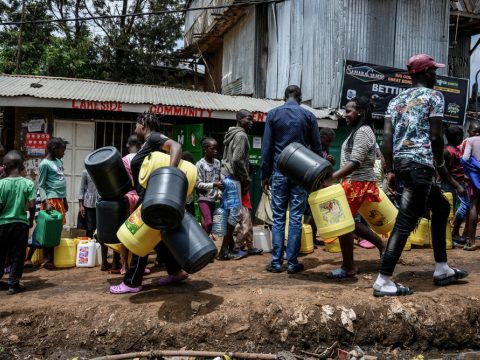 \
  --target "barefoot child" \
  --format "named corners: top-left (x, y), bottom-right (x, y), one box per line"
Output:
top-left (0, 151), bottom-right (35, 294)
top-left (38, 137), bottom-right (68, 269)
